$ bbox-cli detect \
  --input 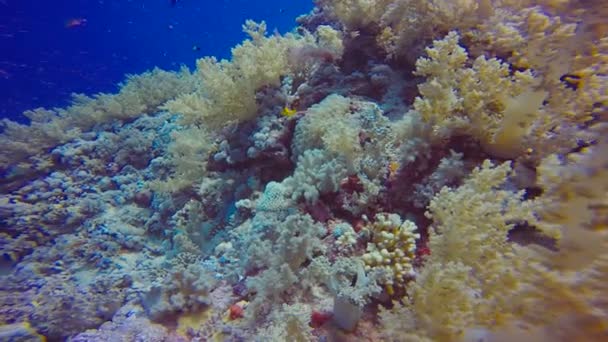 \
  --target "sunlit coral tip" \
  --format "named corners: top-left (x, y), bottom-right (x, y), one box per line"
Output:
top-left (389, 161), bottom-right (400, 173)
top-left (388, 161), bottom-right (400, 180)
top-left (386, 284), bottom-right (395, 296)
